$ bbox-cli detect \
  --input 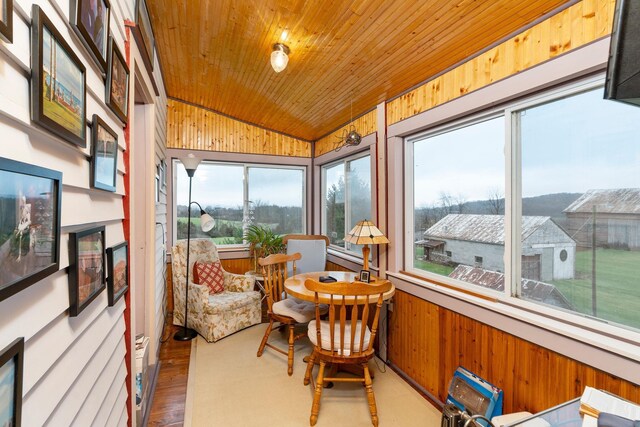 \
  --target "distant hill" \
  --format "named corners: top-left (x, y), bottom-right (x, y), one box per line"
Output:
top-left (522, 193), bottom-right (582, 219)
